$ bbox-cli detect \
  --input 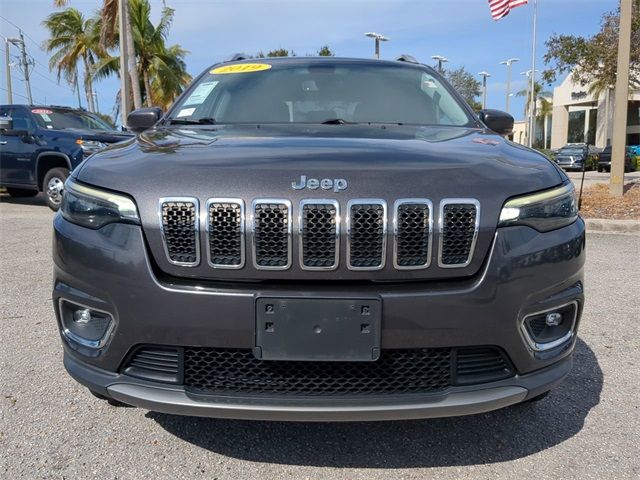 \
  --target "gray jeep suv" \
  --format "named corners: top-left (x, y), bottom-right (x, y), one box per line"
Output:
top-left (52, 57), bottom-right (584, 421)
